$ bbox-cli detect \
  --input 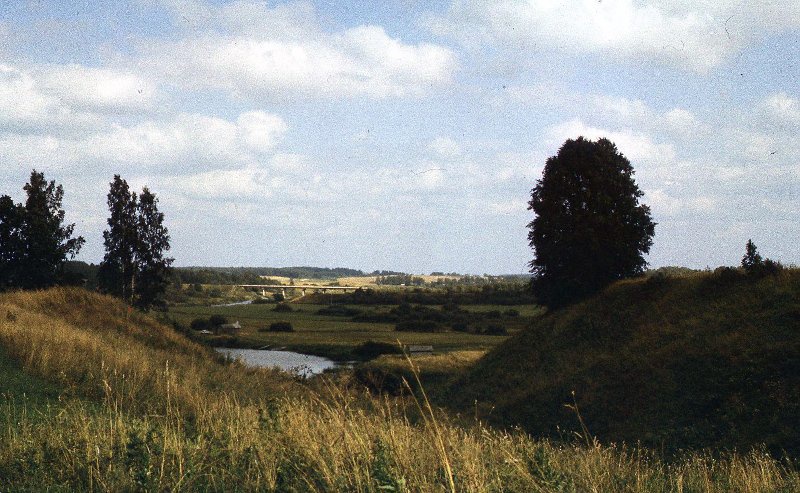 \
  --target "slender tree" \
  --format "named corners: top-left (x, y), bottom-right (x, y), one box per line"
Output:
top-left (528, 137), bottom-right (655, 308)
top-left (18, 170), bottom-right (85, 289)
top-left (98, 176), bottom-right (138, 303)
top-left (98, 177), bottom-right (173, 310)
top-left (134, 187), bottom-right (173, 310)
top-left (741, 239), bottom-right (763, 272)
top-left (0, 195), bottom-right (25, 290)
